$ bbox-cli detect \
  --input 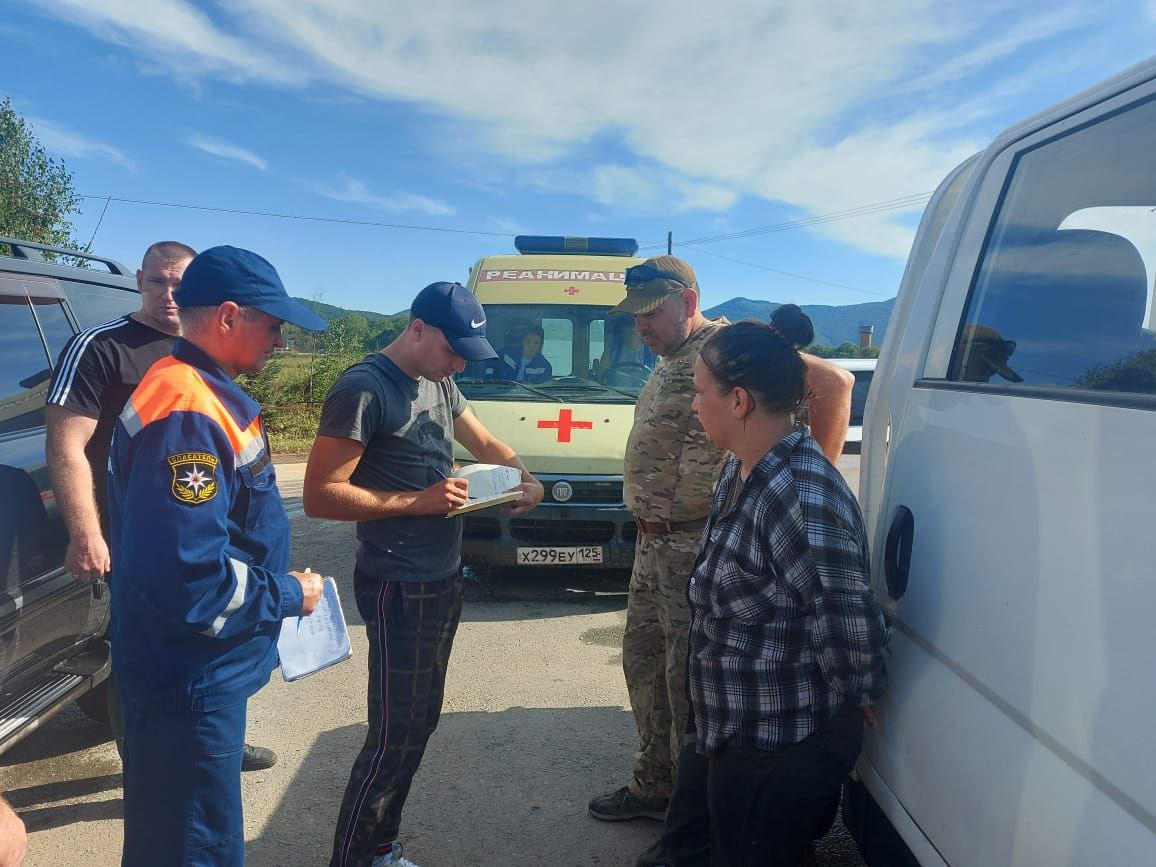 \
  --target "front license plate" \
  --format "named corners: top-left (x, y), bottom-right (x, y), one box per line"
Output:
top-left (516, 546), bottom-right (604, 566)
